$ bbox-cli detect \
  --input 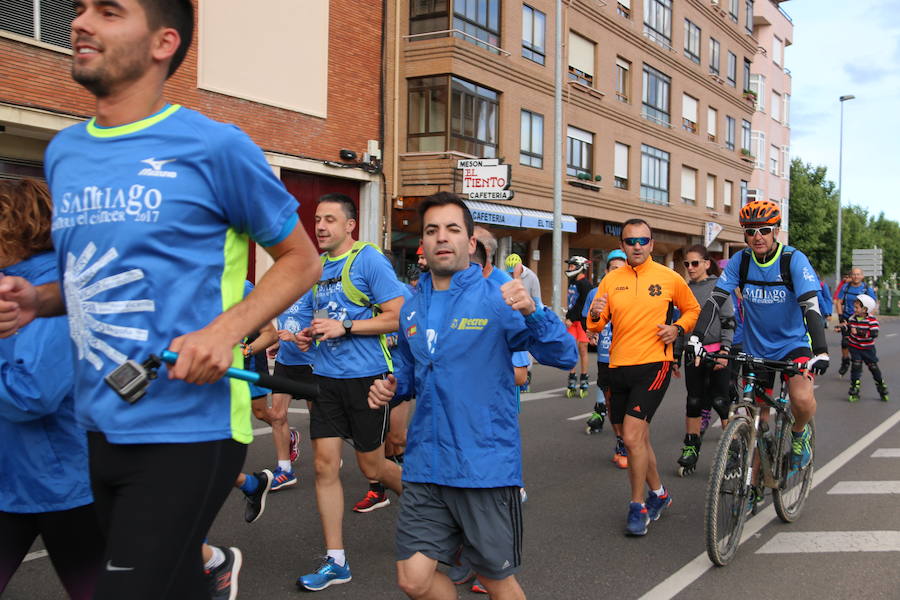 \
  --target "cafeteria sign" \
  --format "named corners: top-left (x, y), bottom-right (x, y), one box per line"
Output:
top-left (458, 159), bottom-right (513, 201)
